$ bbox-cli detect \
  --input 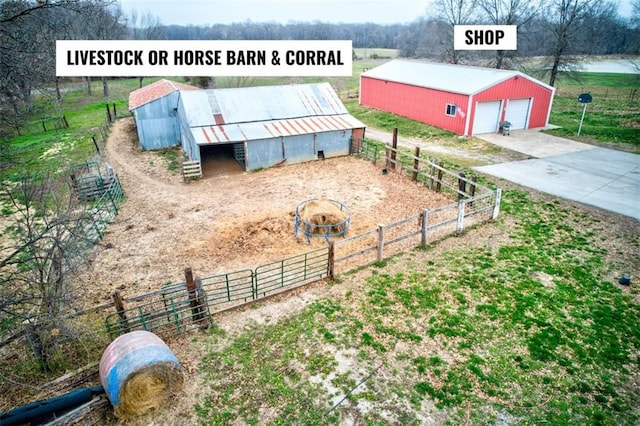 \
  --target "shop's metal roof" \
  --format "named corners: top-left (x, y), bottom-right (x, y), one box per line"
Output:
top-left (361, 60), bottom-right (552, 95)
